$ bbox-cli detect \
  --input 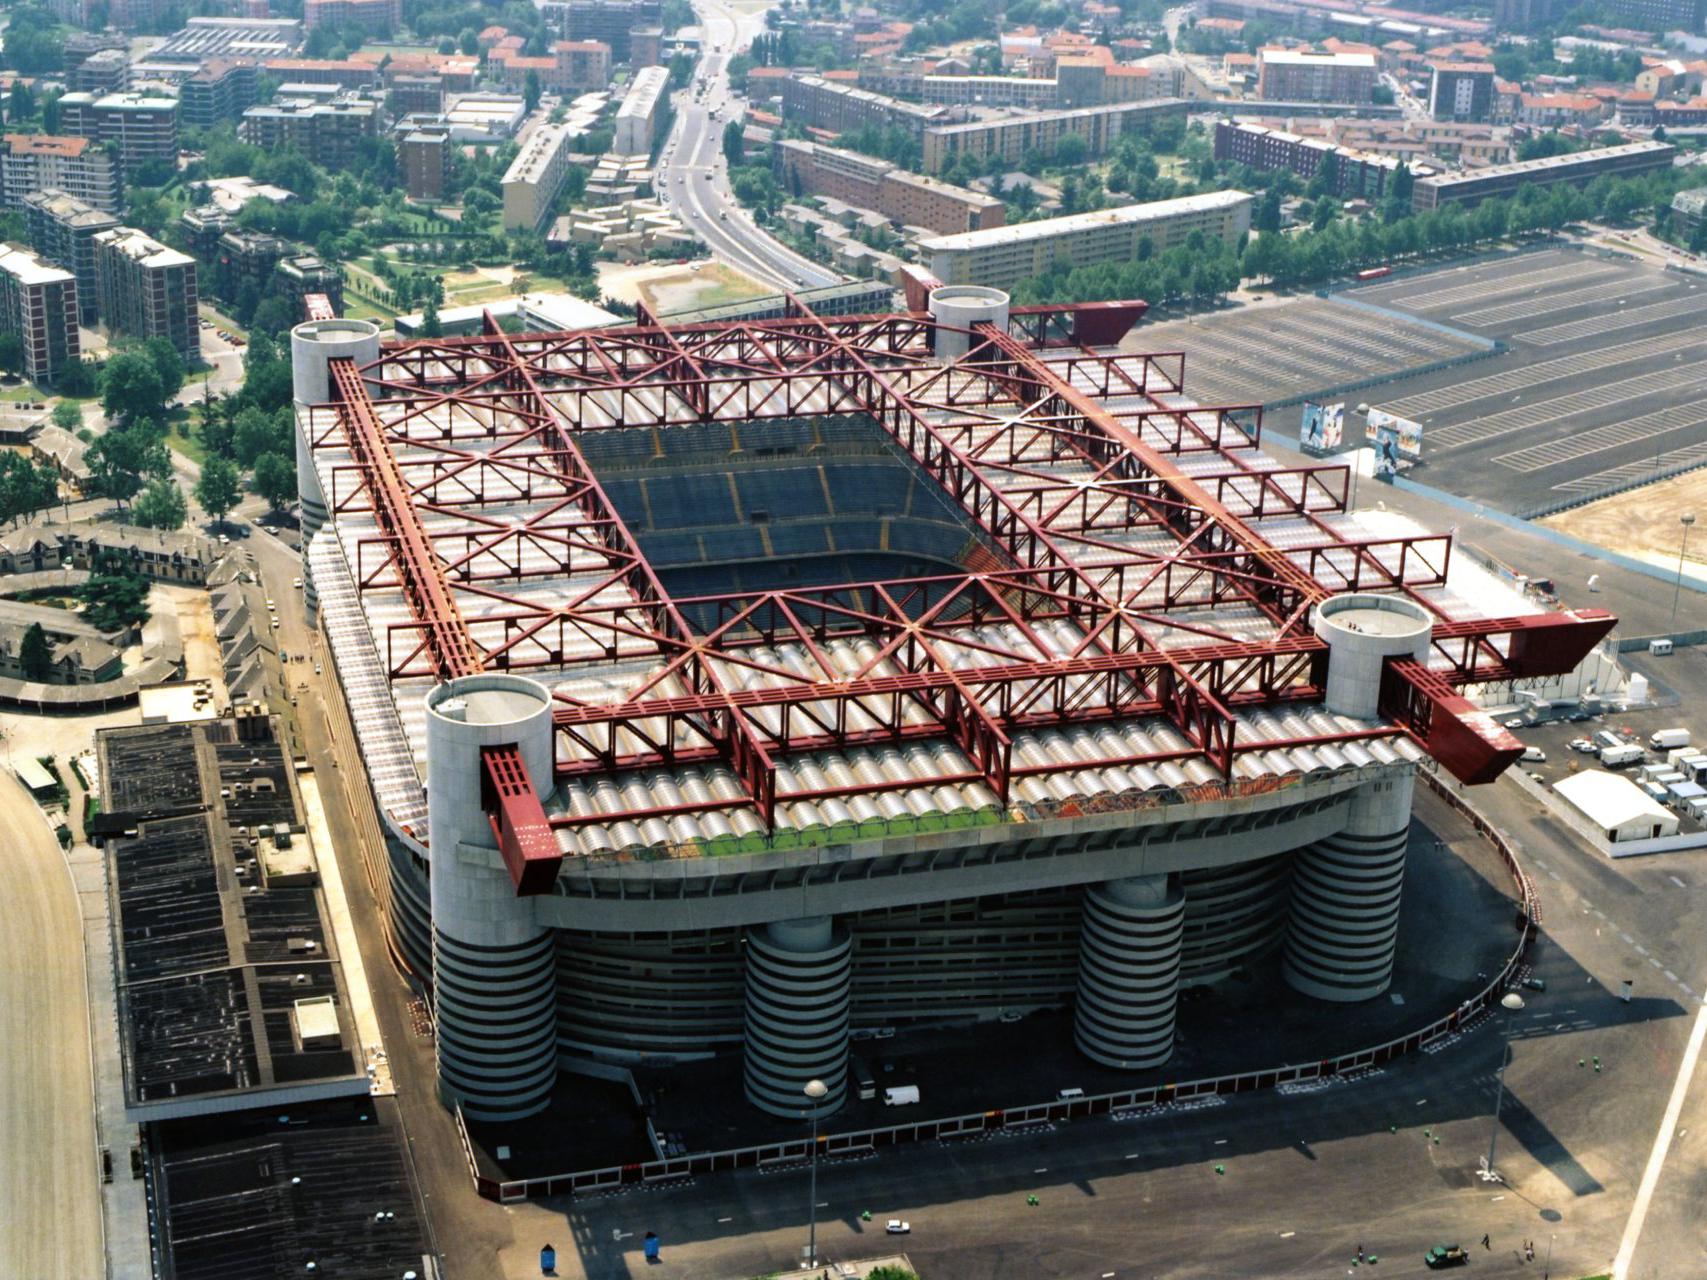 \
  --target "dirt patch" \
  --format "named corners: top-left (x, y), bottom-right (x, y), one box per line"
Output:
top-left (598, 259), bottom-right (769, 313)
top-left (1541, 467), bottom-right (1707, 574)
top-left (161, 585), bottom-right (222, 682)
